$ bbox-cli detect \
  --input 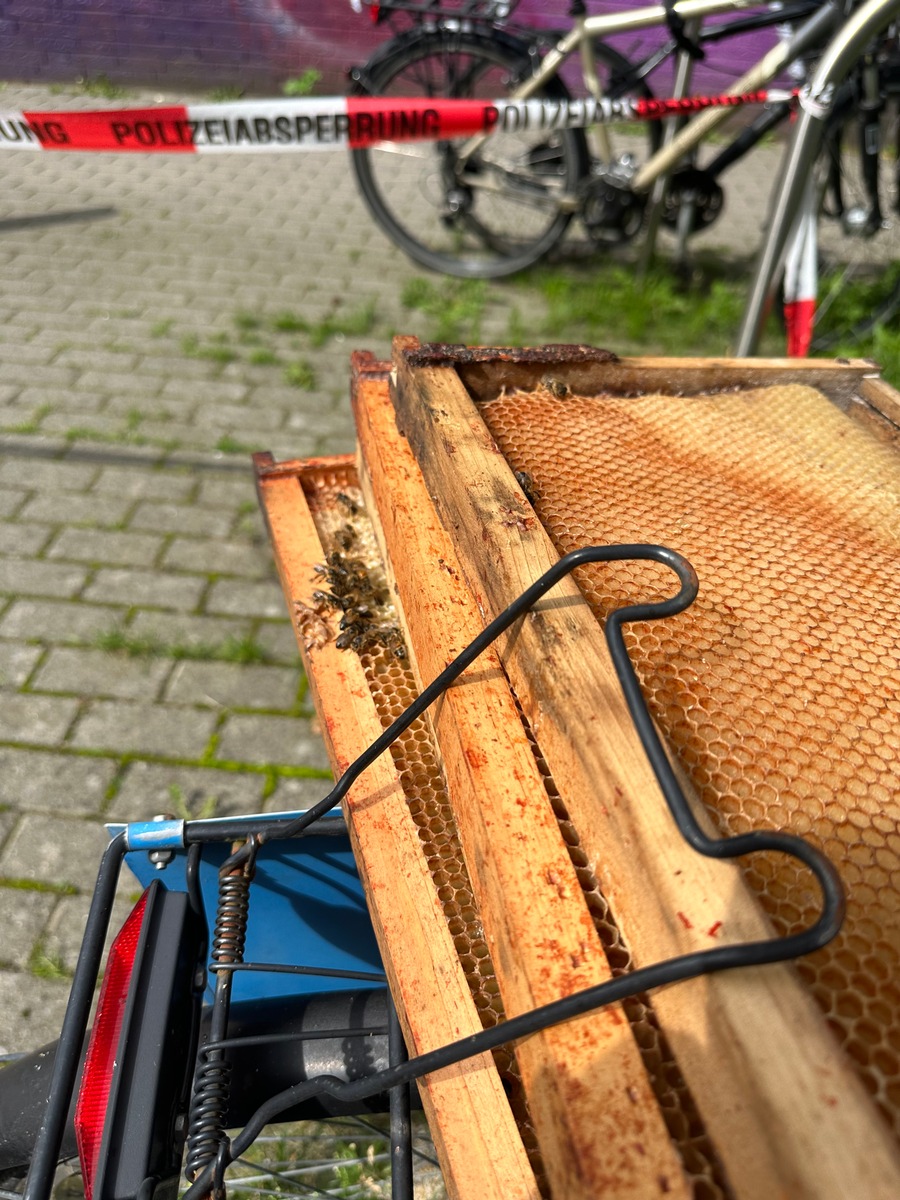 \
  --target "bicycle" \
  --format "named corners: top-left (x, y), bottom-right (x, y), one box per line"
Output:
top-left (346, 0), bottom-right (900, 352)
